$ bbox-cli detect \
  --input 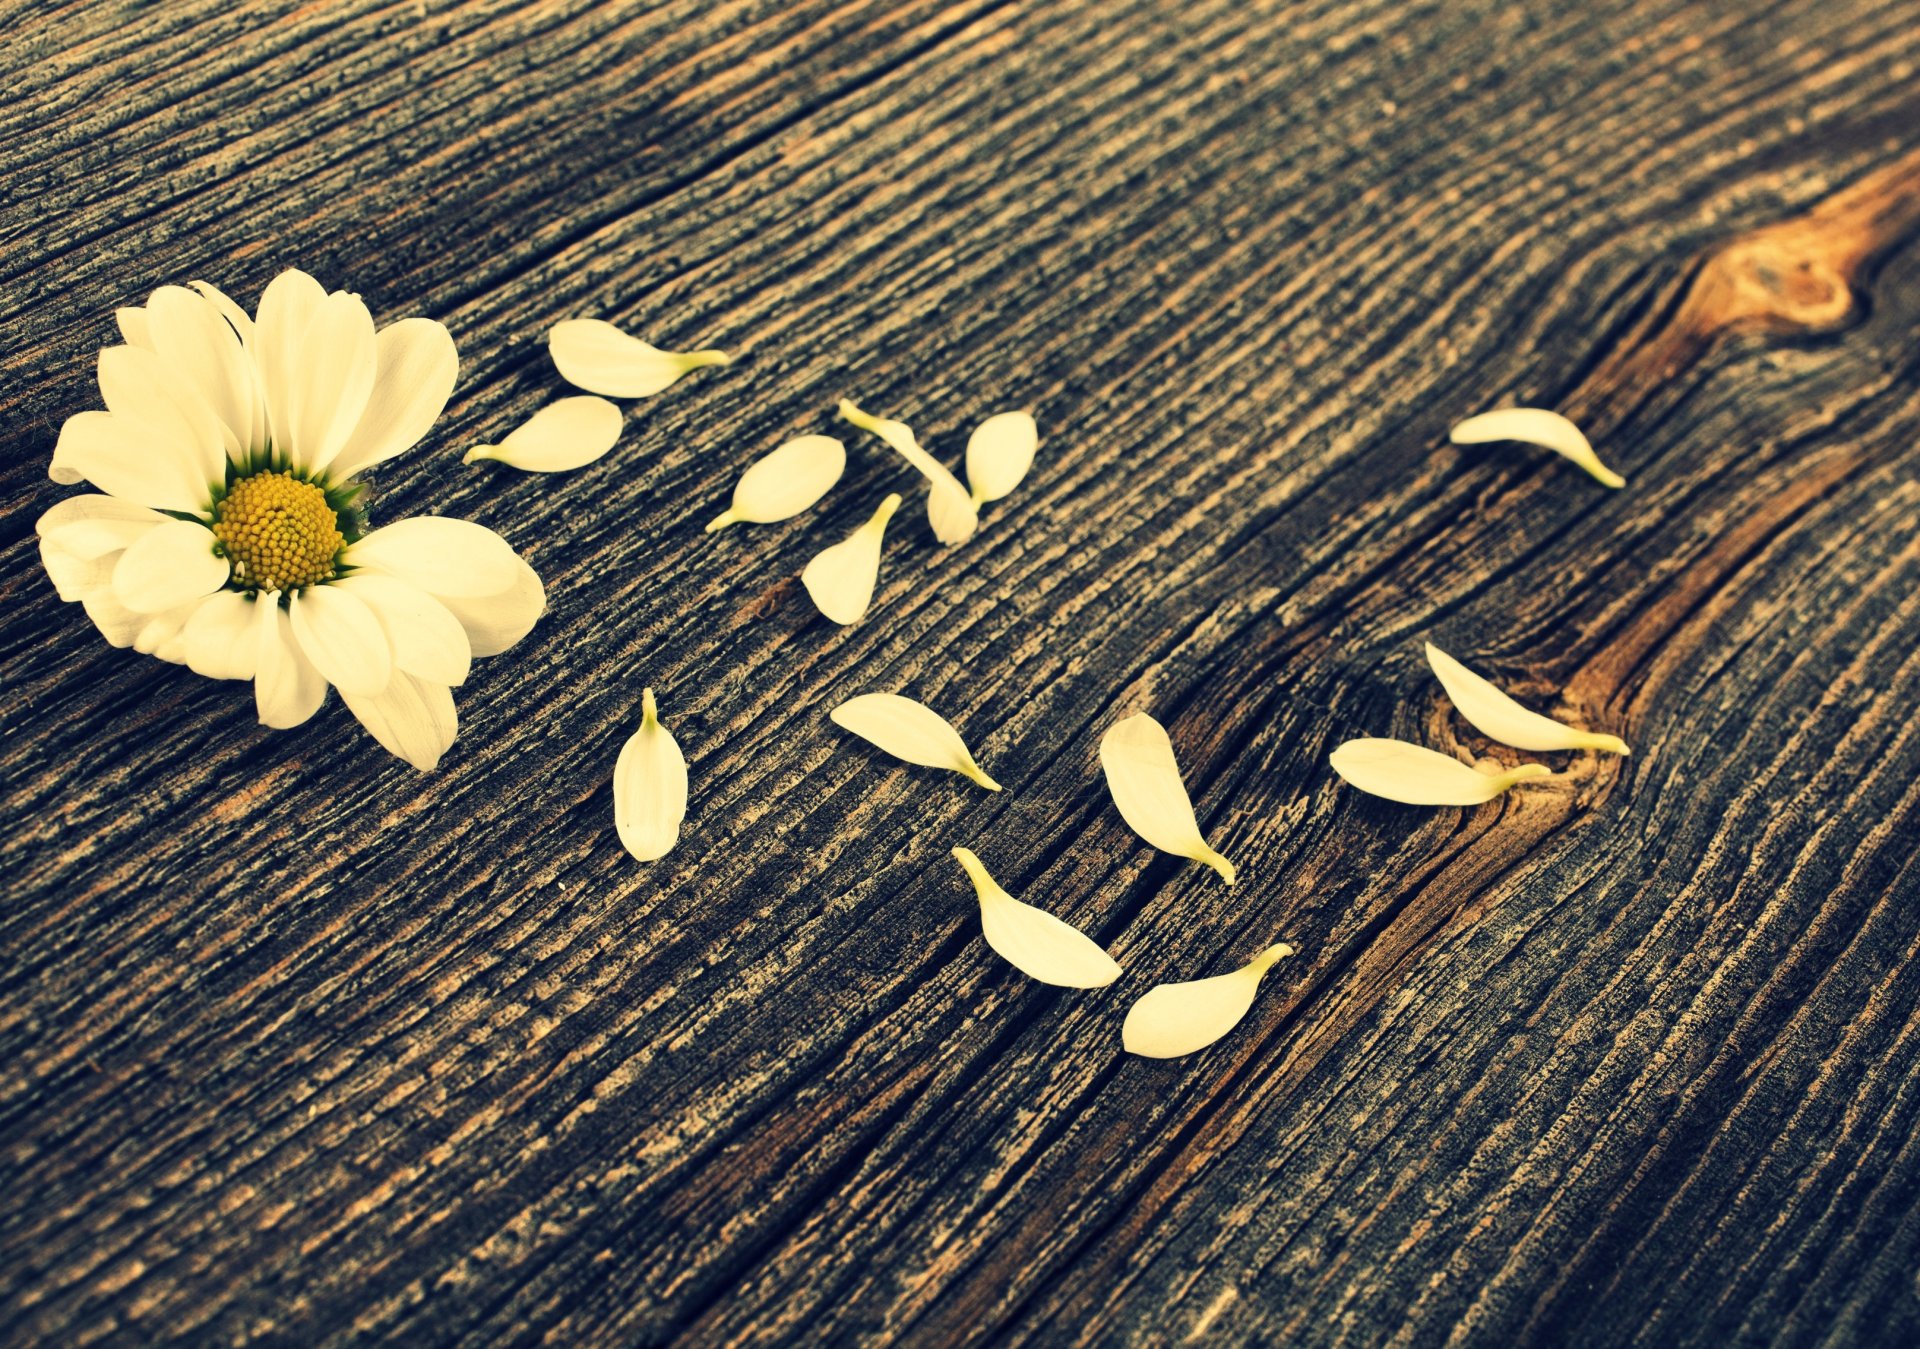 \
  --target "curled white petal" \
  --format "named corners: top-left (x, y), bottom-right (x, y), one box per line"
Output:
top-left (341, 671), bottom-right (458, 771)
top-left (1329, 737), bottom-right (1551, 805)
top-left (253, 596), bottom-right (328, 729)
top-left (464, 396), bottom-right (622, 472)
top-left (830, 692), bottom-right (1000, 791)
top-left (332, 317), bottom-right (460, 478)
top-left (1122, 944), bottom-right (1294, 1059)
top-left (548, 318), bottom-right (728, 398)
top-left (1426, 643), bottom-right (1629, 755)
top-left (1449, 407), bottom-right (1624, 489)
top-left (952, 848), bottom-right (1120, 988)
top-left (965, 411), bottom-right (1038, 506)
top-left (614, 688), bottom-right (688, 861)
top-left (707, 435), bottom-right (845, 531)
top-left (37, 494), bottom-right (169, 560)
top-left (110, 519), bottom-right (226, 614)
top-left (838, 399), bottom-right (978, 545)
top-left (1099, 712), bottom-right (1236, 884)
top-left (801, 493), bottom-right (899, 625)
